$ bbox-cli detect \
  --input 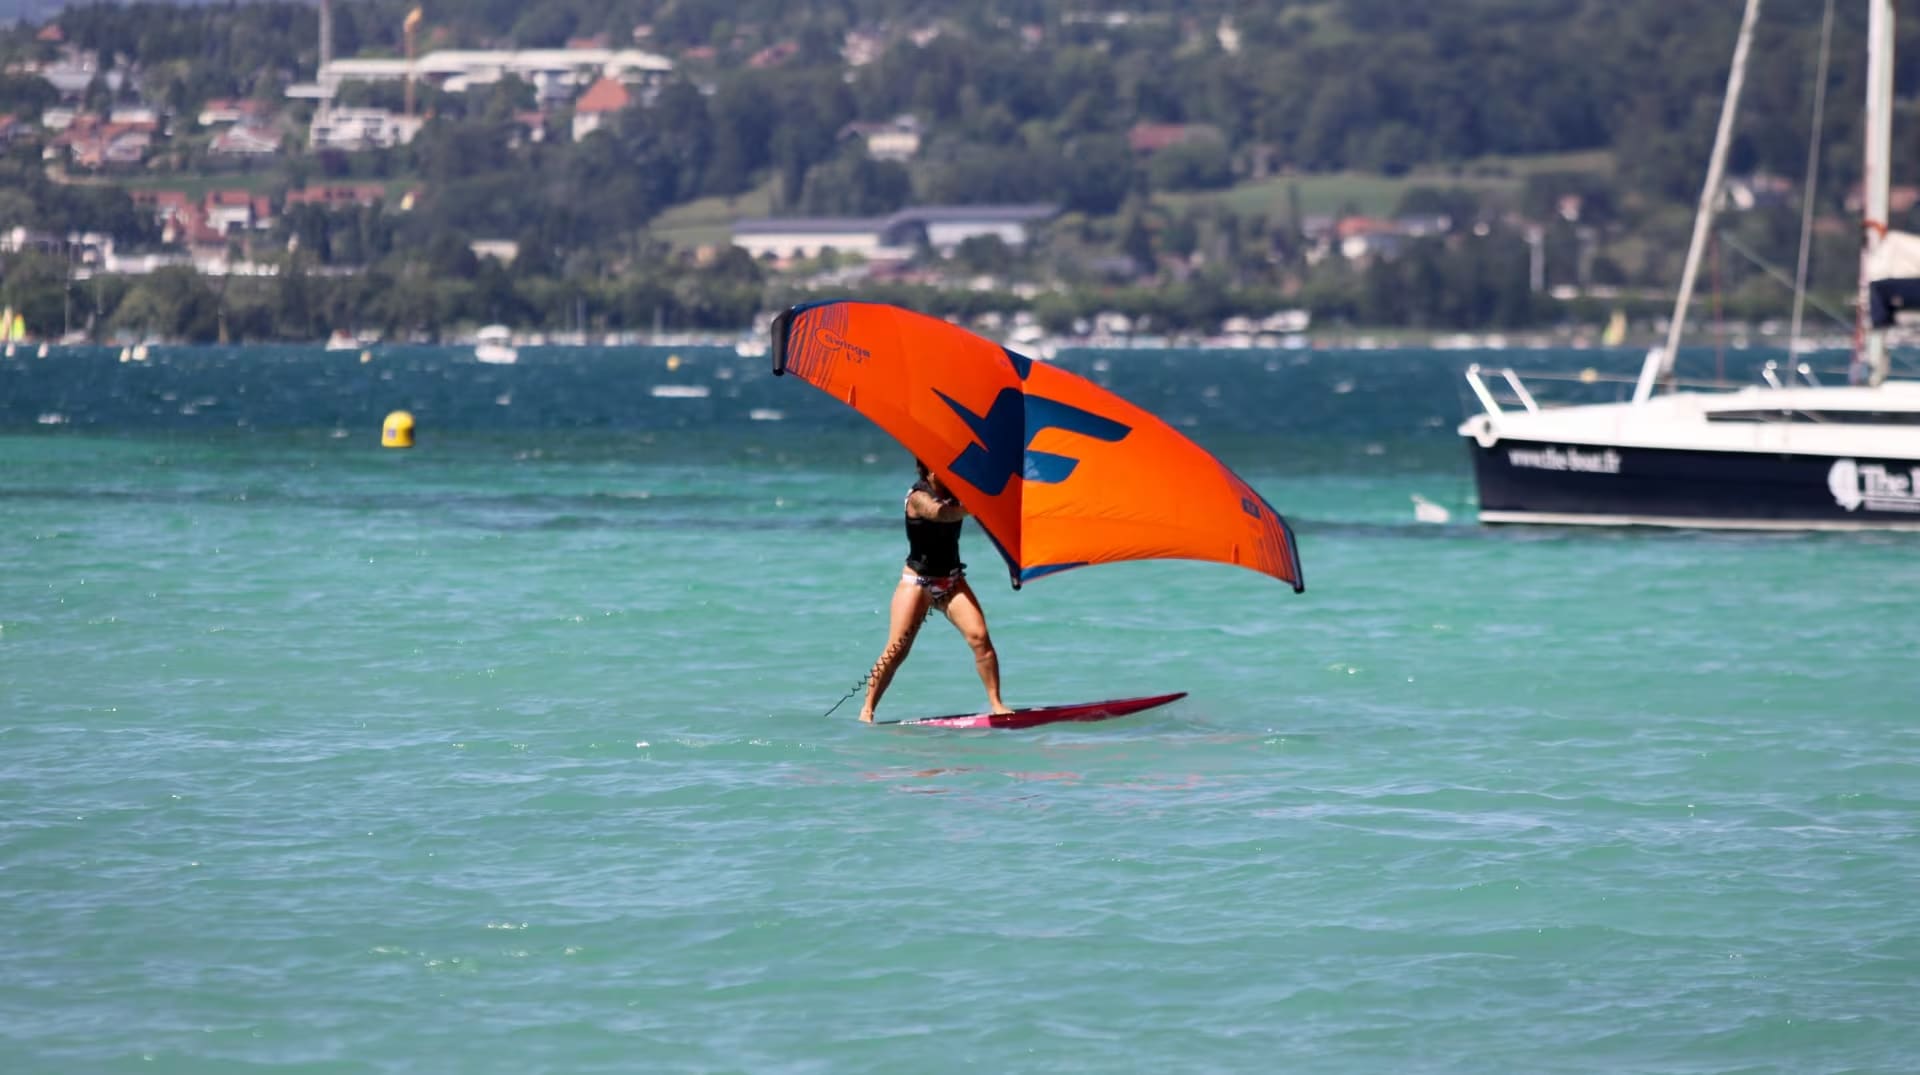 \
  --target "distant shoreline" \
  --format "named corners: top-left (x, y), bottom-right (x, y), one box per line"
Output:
top-left (33, 326), bottom-right (1873, 357)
